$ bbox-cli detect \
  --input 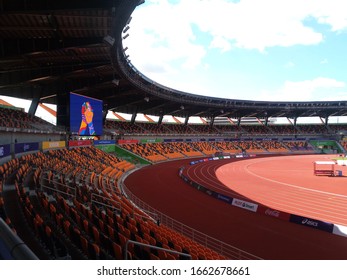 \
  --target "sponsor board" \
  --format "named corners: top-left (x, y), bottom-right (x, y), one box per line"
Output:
top-left (14, 142), bottom-right (39, 154)
top-left (163, 138), bottom-right (182, 143)
top-left (257, 206), bottom-right (290, 221)
top-left (216, 193), bottom-right (233, 204)
top-left (289, 214), bottom-right (334, 233)
top-left (94, 140), bottom-right (115, 145)
top-left (232, 198), bottom-right (258, 212)
top-left (178, 168), bottom-right (184, 176)
top-left (205, 189), bottom-right (214, 196)
top-left (117, 139), bottom-right (138, 144)
top-left (42, 141), bottom-right (66, 150)
top-left (0, 144), bottom-right (10, 158)
top-left (68, 140), bottom-right (92, 147)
